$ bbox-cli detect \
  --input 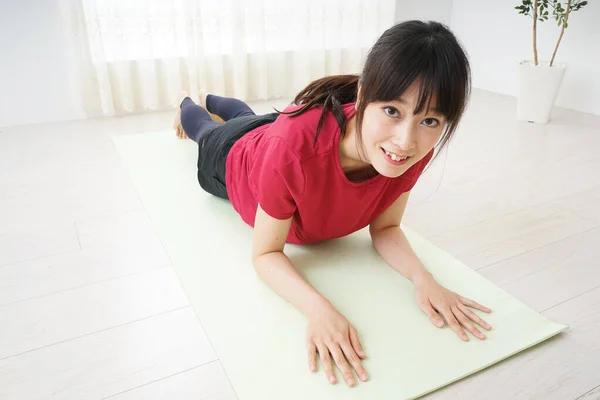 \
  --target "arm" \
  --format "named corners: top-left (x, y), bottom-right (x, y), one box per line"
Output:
top-left (251, 204), bottom-right (368, 386)
top-left (369, 191), bottom-right (492, 341)
top-left (251, 204), bottom-right (330, 317)
top-left (368, 191), bottom-right (433, 286)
